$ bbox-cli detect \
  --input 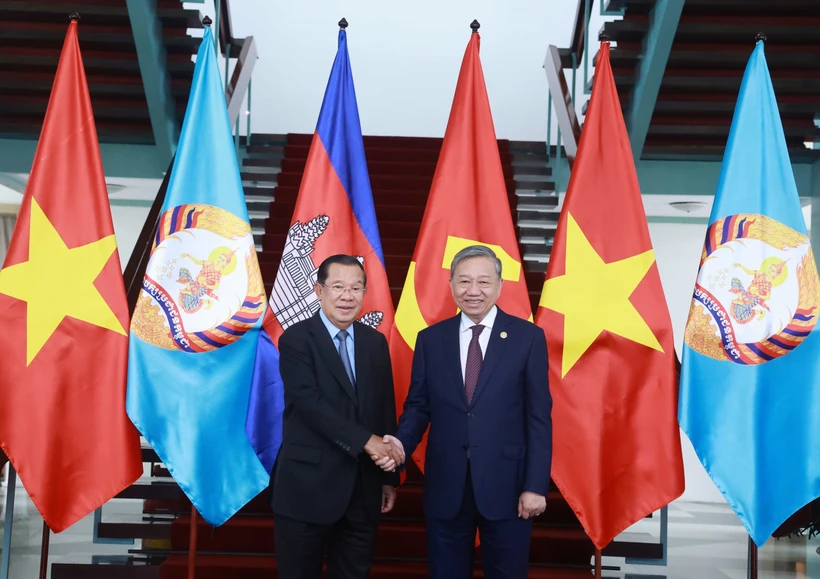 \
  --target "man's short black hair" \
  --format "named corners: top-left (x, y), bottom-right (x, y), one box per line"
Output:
top-left (316, 254), bottom-right (367, 287)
